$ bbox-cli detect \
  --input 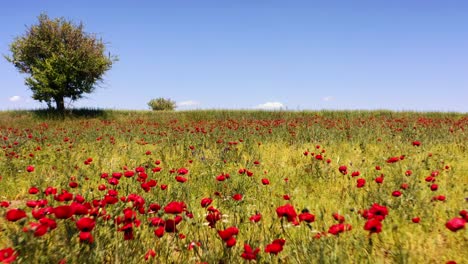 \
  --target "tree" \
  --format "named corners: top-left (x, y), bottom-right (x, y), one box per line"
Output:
top-left (148, 98), bottom-right (177, 111)
top-left (5, 13), bottom-right (117, 112)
